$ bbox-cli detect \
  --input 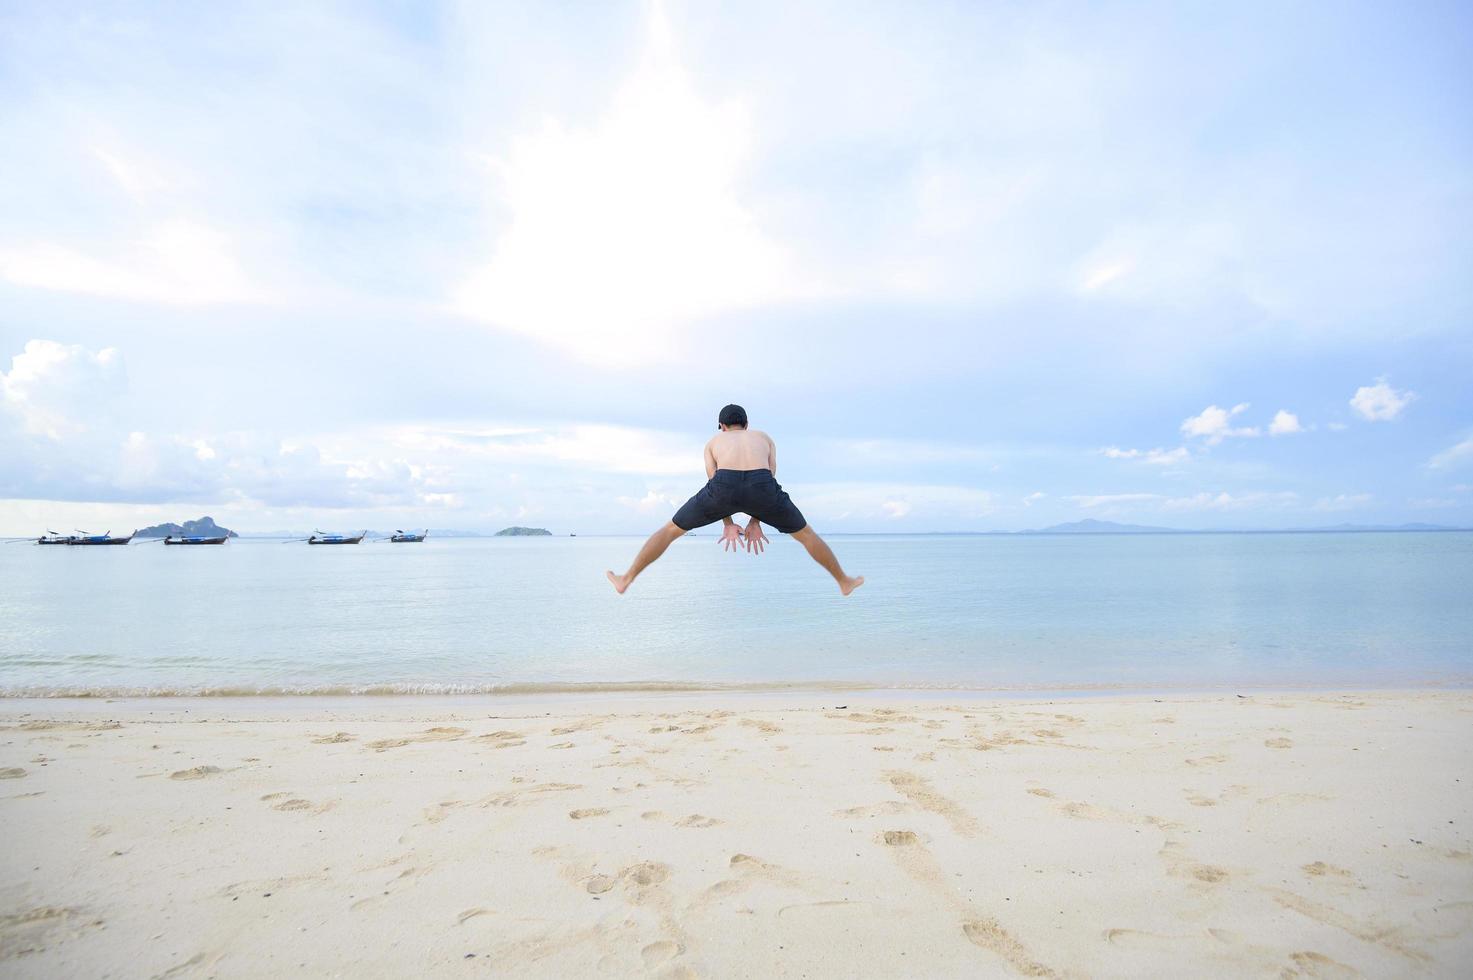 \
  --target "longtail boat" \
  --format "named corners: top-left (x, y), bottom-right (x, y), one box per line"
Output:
top-left (164, 535), bottom-right (228, 545)
top-left (36, 530), bottom-right (74, 545)
top-left (389, 529), bottom-right (428, 543)
top-left (307, 530), bottom-right (366, 545)
top-left (68, 530), bottom-right (134, 546)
